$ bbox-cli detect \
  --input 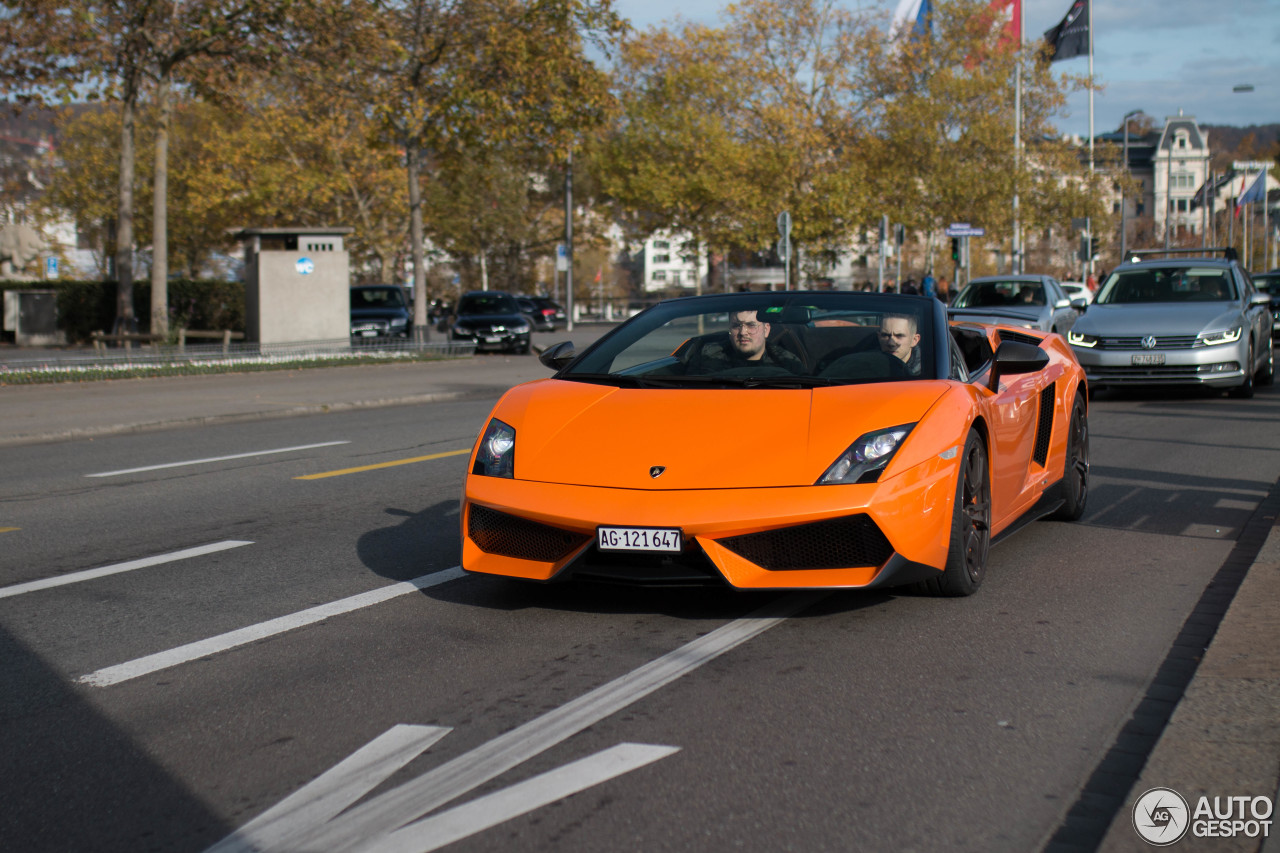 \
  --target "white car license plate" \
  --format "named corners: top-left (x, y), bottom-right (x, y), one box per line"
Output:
top-left (597, 526), bottom-right (682, 553)
top-left (360, 330), bottom-right (377, 337)
top-left (1131, 353), bottom-right (1165, 365)
top-left (484, 335), bottom-right (502, 343)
